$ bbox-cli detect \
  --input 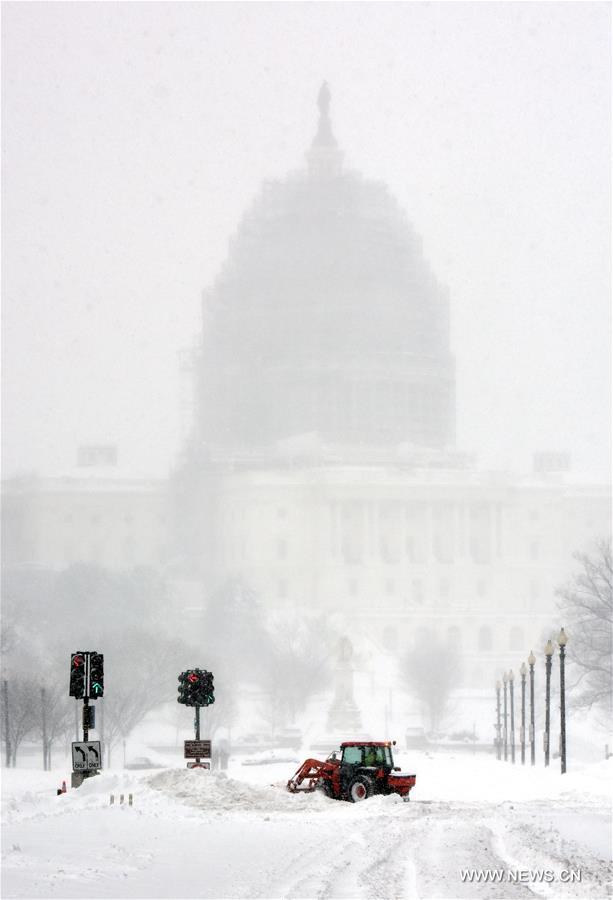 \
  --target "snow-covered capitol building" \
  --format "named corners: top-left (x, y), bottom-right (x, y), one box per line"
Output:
top-left (3, 87), bottom-right (610, 691)
top-left (175, 85), bottom-right (610, 687)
